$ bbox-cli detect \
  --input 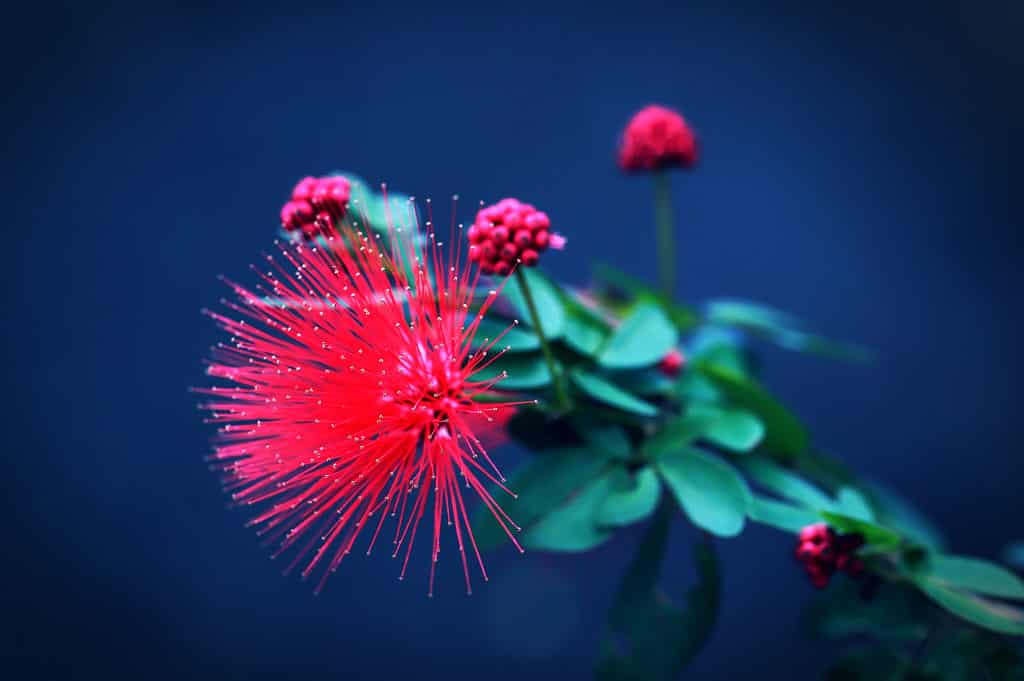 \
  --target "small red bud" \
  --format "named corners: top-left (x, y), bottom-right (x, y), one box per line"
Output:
top-left (500, 243), bottom-right (519, 262)
top-left (513, 229), bottom-right (533, 248)
top-left (491, 226), bottom-right (509, 245)
top-left (493, 261), bottom-right (511, 276)
top-left (520, 249), bottom-right (539, 267)
top-left (533, 230), bottom-right (550, 251)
